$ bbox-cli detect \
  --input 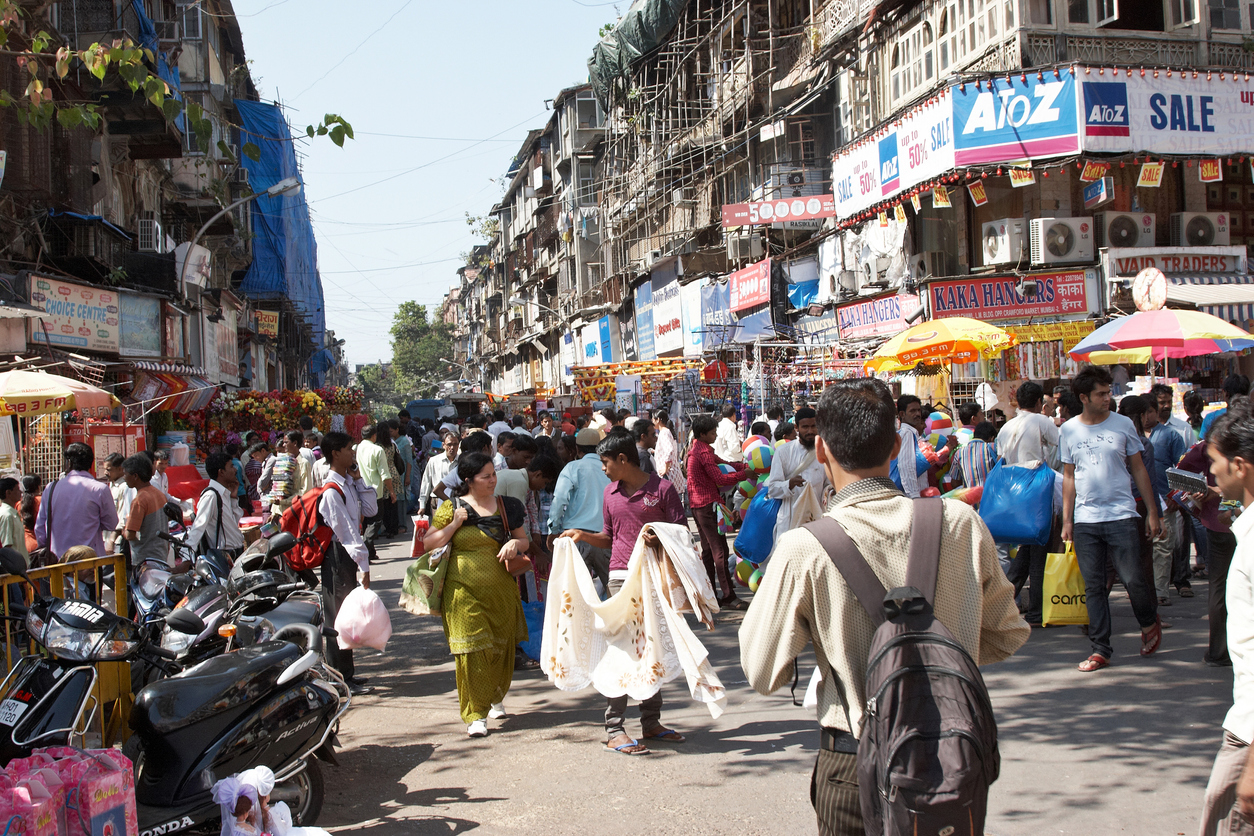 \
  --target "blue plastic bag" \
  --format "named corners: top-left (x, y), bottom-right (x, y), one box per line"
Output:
top-left (734, 488), bottom-right (784, 565)
top-left (978, 460), bottom-right (1054, 545)
top-left (517, 571), bottom-right (544, 660)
